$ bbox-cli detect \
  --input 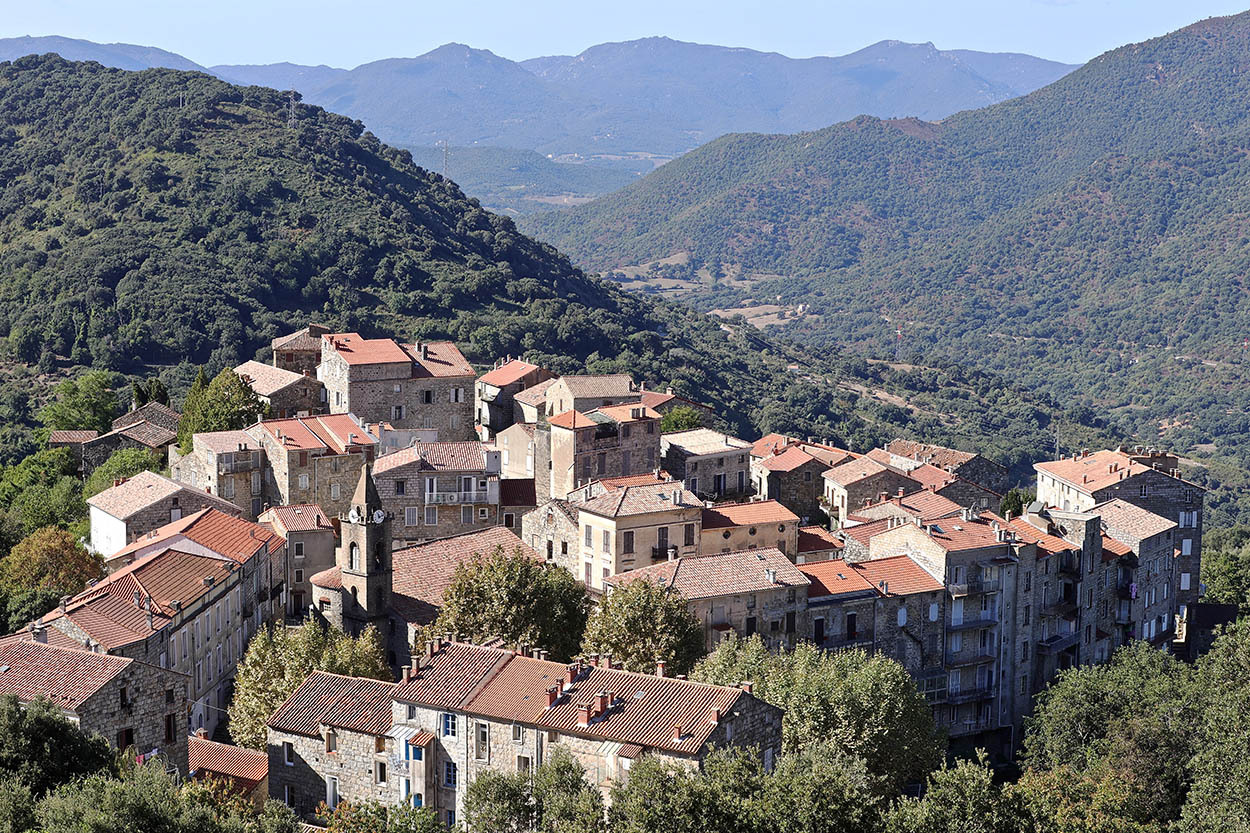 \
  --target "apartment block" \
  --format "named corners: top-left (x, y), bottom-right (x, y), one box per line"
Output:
top-left (170, 430), bottom-right (267, 519)
top-left (373, 442), bottom-right (502, 546)
top-left (660, 428), bottom-right (753, 500)
top-left (545, 404), bottom-right (662, 500)
top-left (474, 359), bottom-right (553, 440)
top-left (575, 483), bottom-right (703, 592)
top-left (247, 414), bottom-right (377, 517)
